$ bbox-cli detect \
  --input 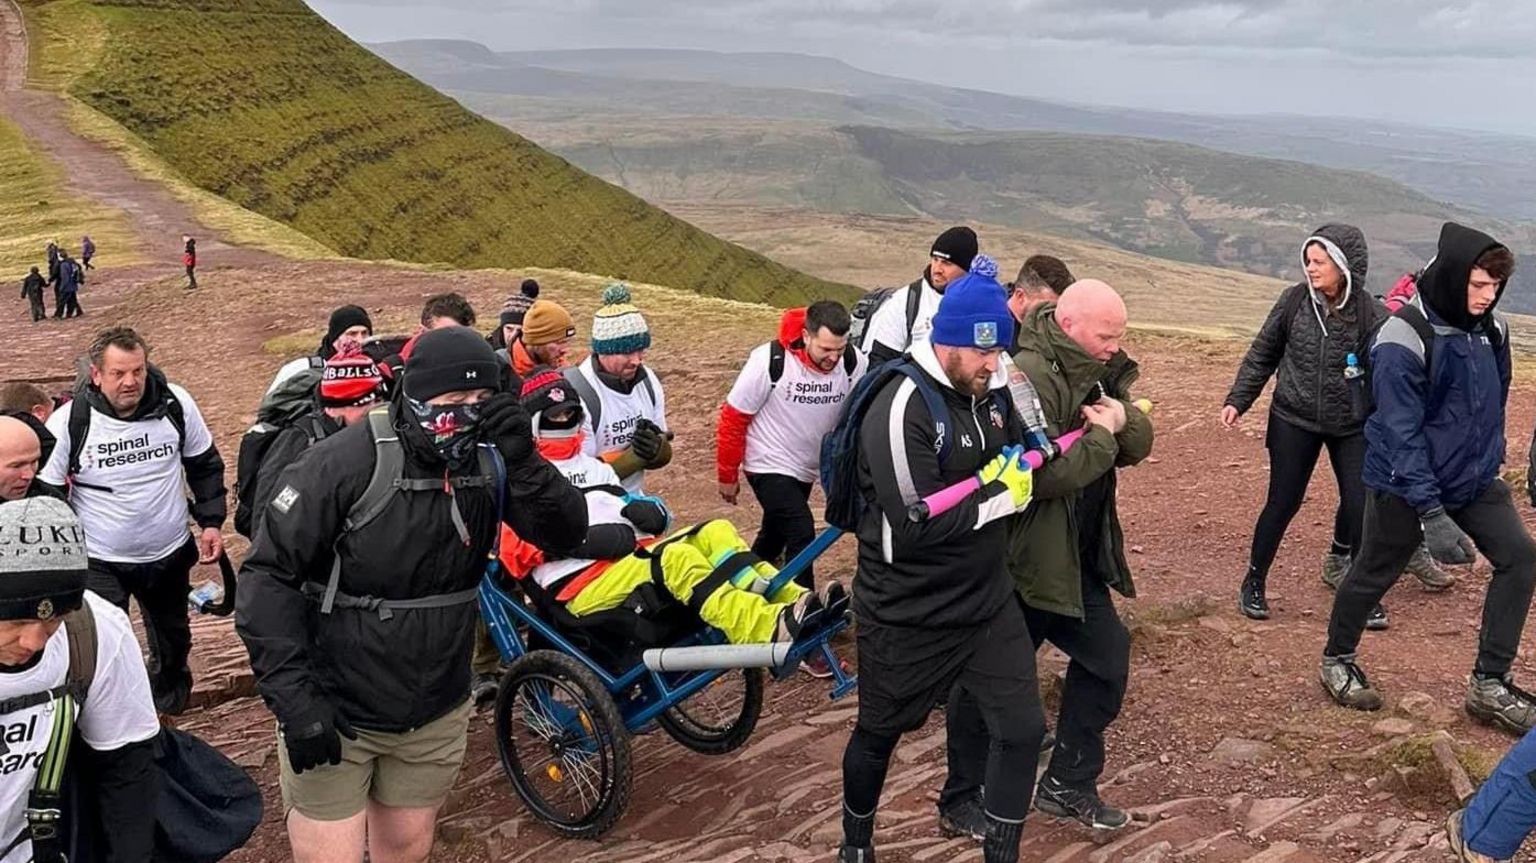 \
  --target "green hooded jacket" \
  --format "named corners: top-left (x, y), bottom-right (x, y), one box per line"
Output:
top-left (1007, 303), bottom-right (1154, 618)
